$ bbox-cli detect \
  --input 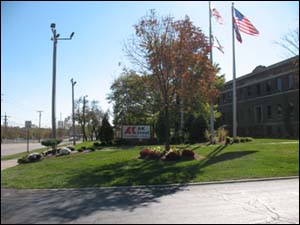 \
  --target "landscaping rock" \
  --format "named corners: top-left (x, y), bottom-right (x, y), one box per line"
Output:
top-left (58, 148), bottom-right (72, 156)
top-left (28, 153), bottom-right (43, 161)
